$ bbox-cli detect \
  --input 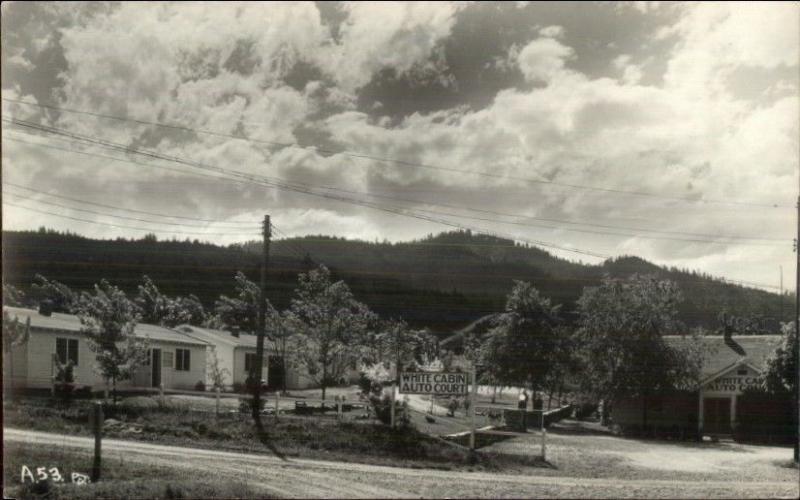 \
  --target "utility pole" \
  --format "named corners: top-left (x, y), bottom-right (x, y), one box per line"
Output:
top-left (780, 265), bottom-right (784, 322)
top-left (253, 215), bottom-right (271, 431)
top-left (795, 197), bottom-right (799, 462)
